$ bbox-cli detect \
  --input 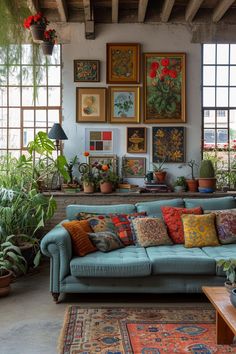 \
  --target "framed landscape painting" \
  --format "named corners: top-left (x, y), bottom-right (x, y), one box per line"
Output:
top-left (152, 127), bottom-right (185, 163)
top-left (74, 60), bottom-right (100, 82)
top-left (76, 87), bottom-right (106, 123)
top-left (127, 127), bottom-right (147, 153)
top-left (106, 43), bottom-right (140, 84)
top-left (144, 53), bottom-right (186, 123)
top-left (122, 157), bottom-right (146, 178)
top-left (85, 128), bottom-right (116, 154)
top-left (109, 86), bottom-right (140, 123)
